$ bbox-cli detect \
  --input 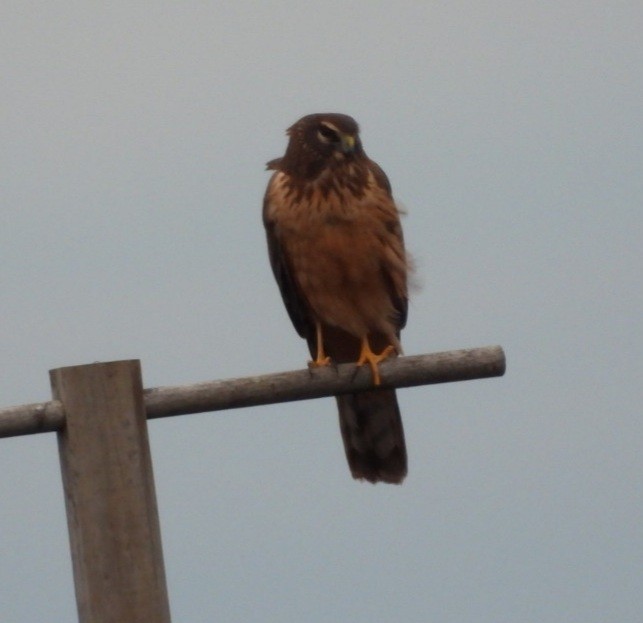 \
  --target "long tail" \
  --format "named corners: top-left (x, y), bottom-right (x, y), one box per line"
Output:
top-left (336, 388), bottom-right (407, 484)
